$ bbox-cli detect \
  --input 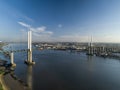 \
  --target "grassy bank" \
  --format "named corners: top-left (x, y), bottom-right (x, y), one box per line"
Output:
top-left (0, 82), bottom-right (3, 90)
top-left (0, 70), bottom-right (5, 90)
top-left (0, 63), bottom-right (8, 90)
